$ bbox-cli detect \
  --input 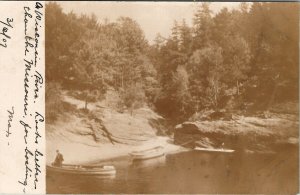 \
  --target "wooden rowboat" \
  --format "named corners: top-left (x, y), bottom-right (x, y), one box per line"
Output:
top-left (46, 164), bottom-right (116, 176)
top-left (130, 146), bottom-right (165, 160)
top-left (194, 147), bottom-right (235, 153)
